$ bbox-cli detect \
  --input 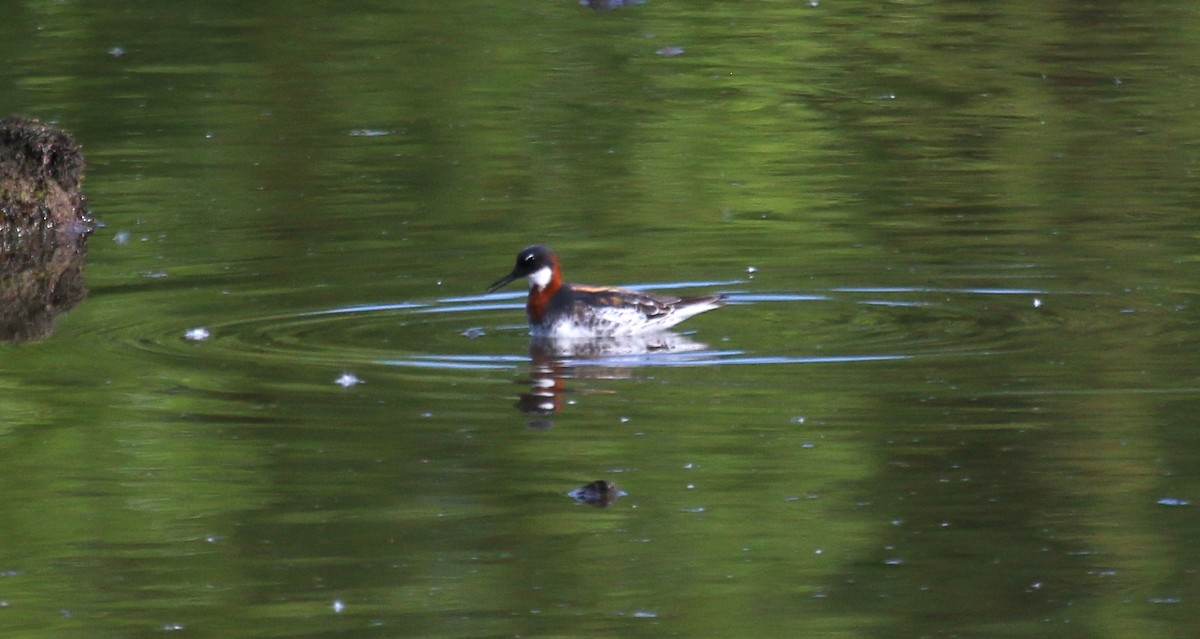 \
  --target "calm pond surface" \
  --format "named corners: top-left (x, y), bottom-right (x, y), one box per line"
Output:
top-left (4, 2), bottom-right (1200, 637)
